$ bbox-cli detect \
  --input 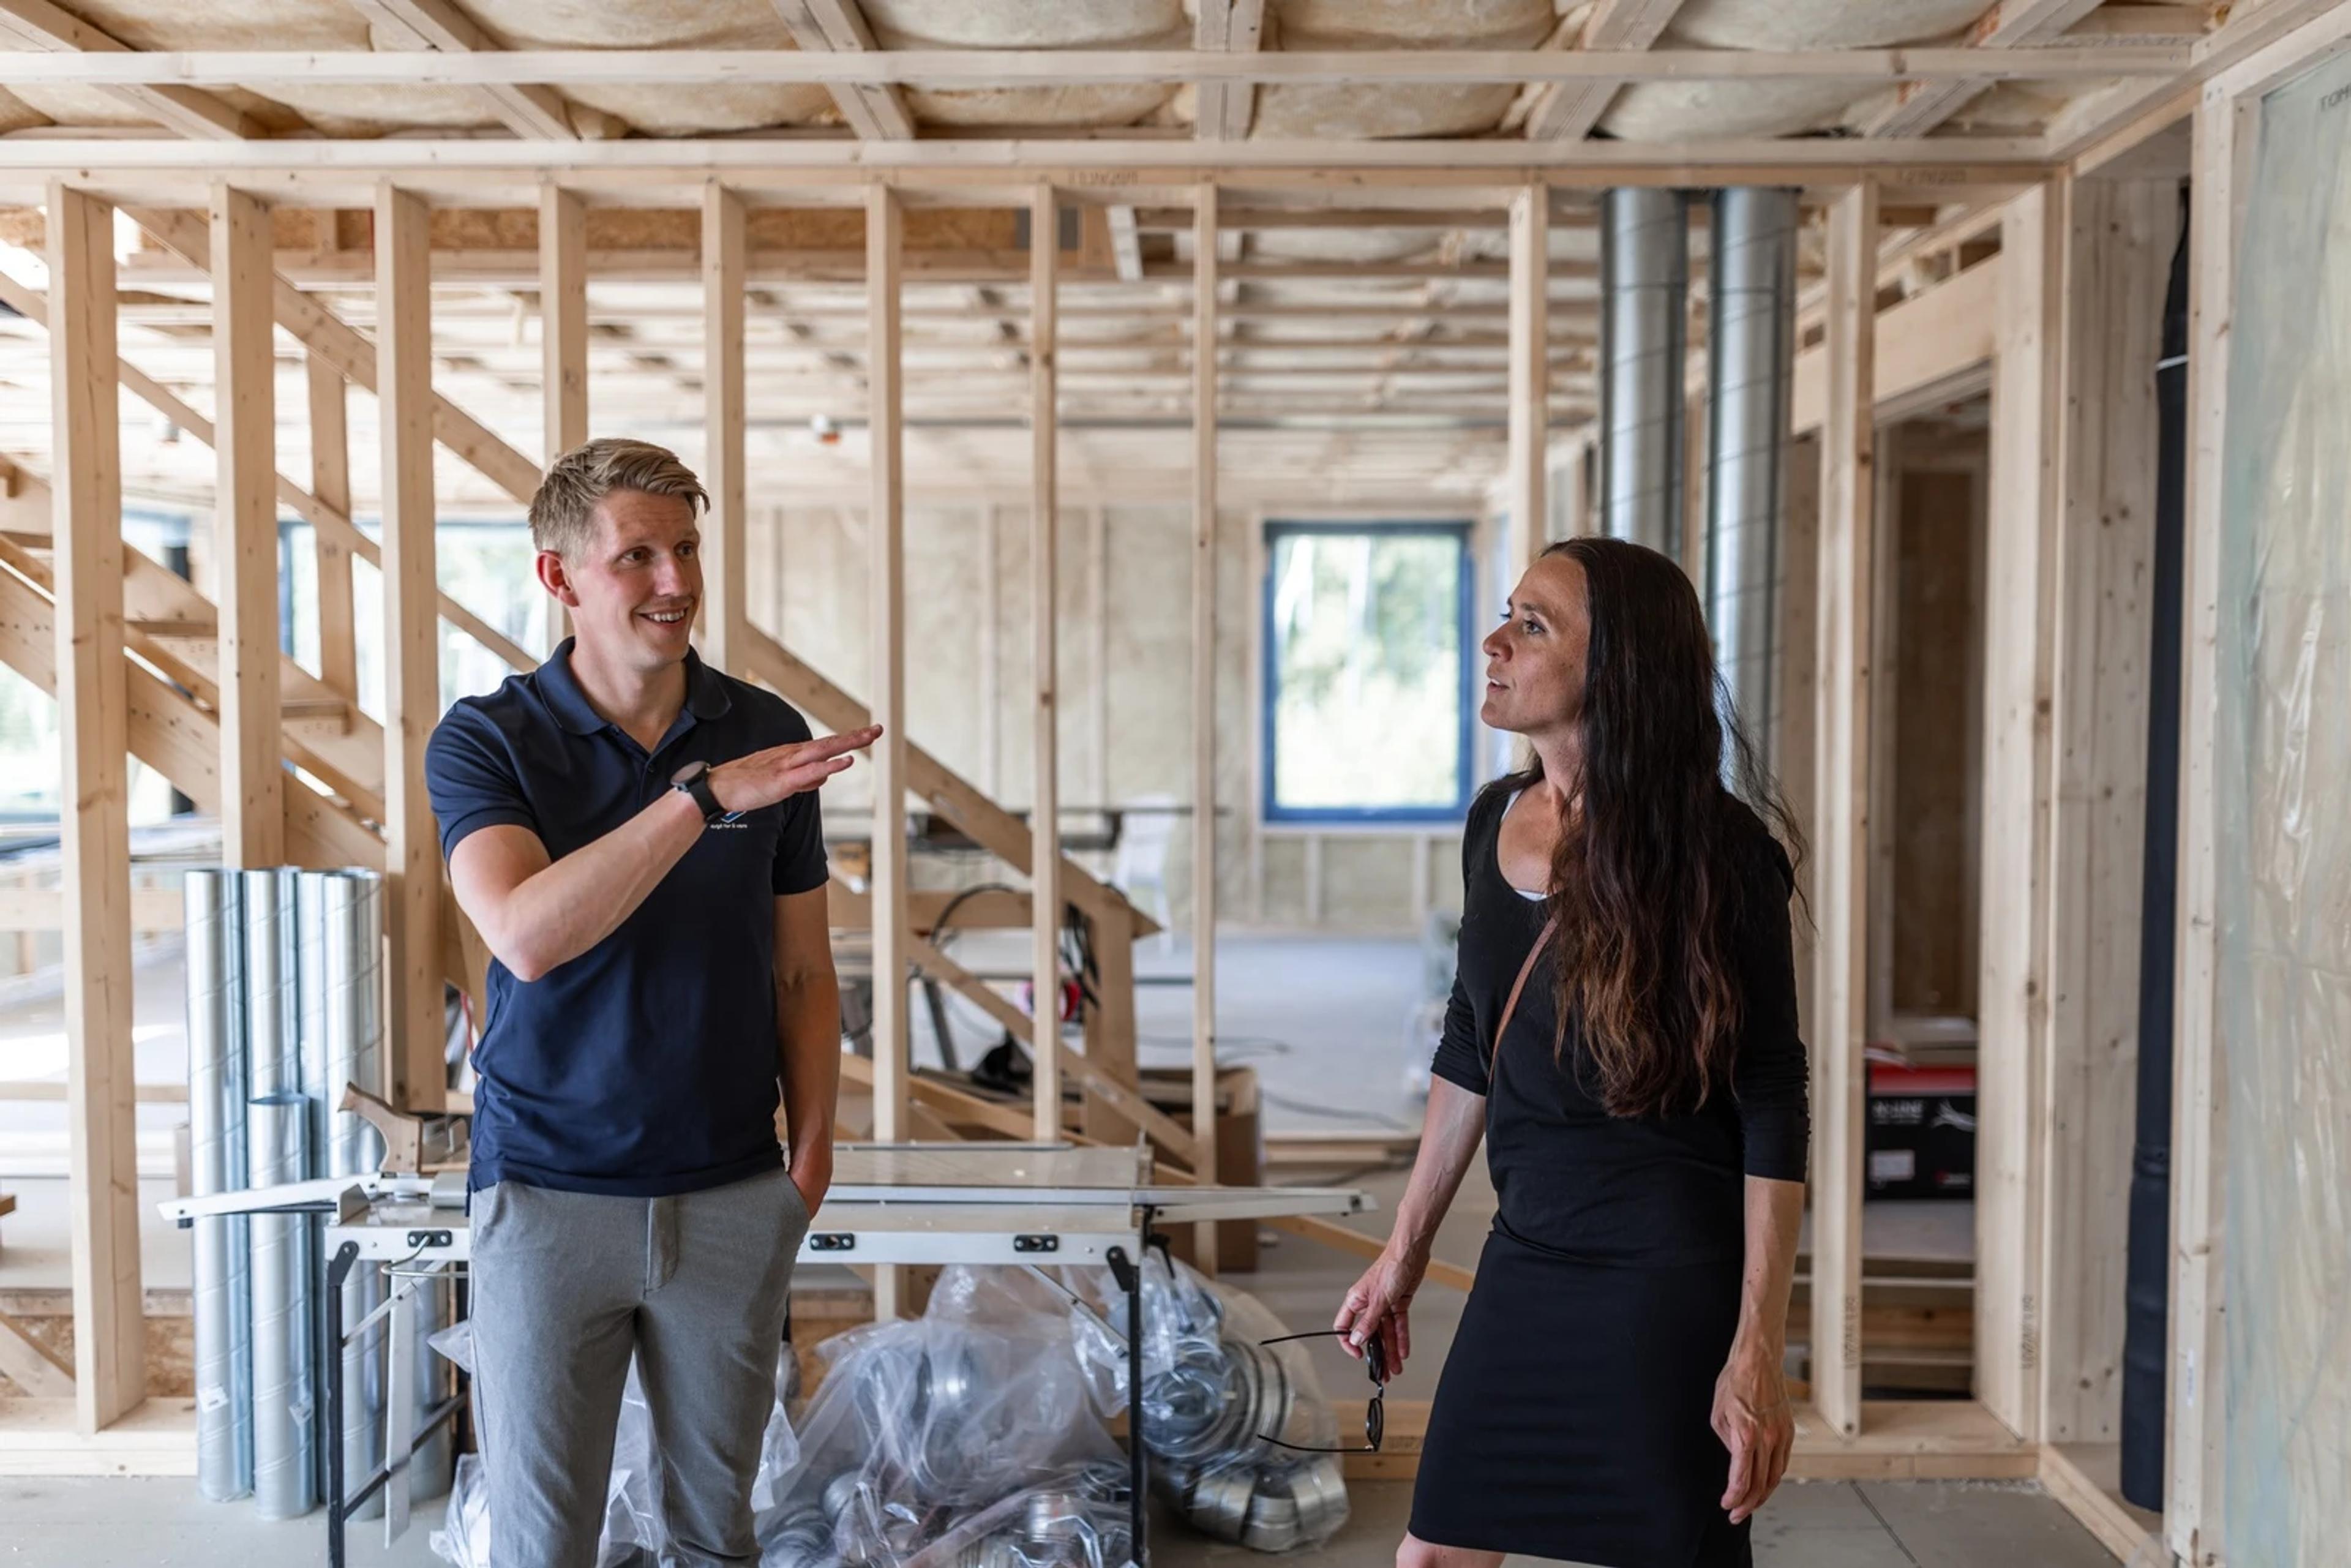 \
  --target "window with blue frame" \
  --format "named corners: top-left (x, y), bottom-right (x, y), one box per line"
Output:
top-left (1261, 521), bottom-right (1475, 824)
